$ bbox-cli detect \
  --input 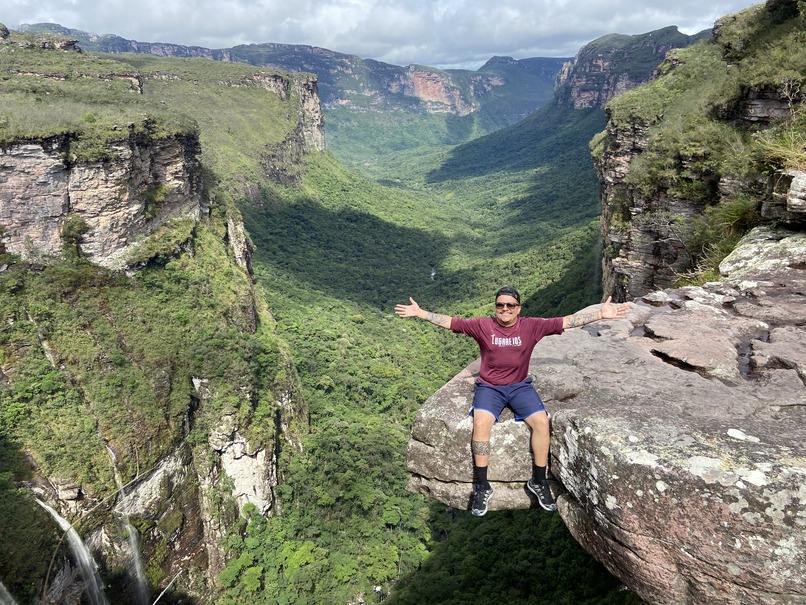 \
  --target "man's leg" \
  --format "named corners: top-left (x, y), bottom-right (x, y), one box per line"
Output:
top-left (523, 411), bottom-right (557, 512)
top-left (523, 410), bottom-right (550, 467)
top-left (471, 409), bottom-right (496, 516)
top-left (472, 409), bottom-right (496, 469)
